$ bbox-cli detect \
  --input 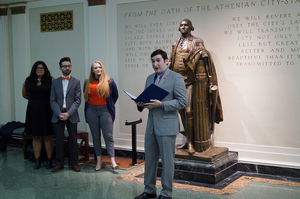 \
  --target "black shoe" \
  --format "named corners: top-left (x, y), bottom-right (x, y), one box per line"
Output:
top-left (33, 157), bottom-right (41, 170)
top-left (46, 158), bottom-right (53, 169)
top-left (135, 192), bottom-right (157, 199)
top-left (157, 195), bottom-right (172, 199)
